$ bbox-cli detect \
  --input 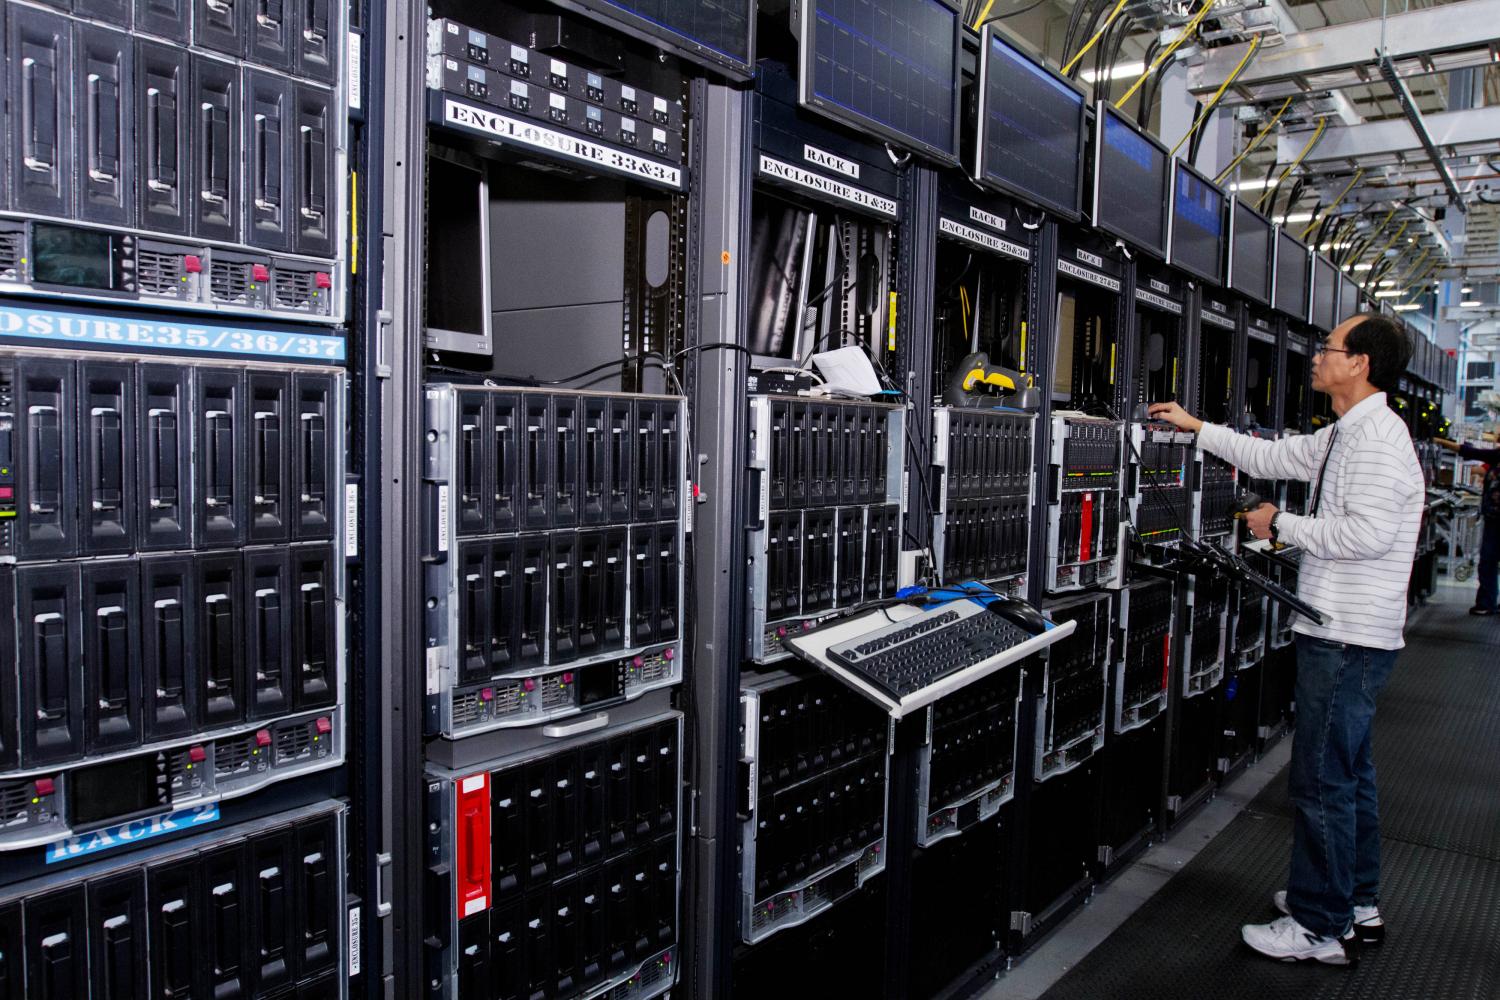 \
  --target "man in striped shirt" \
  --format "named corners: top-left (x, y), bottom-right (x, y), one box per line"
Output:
top-left (1150, 313), bottom-right (1422, 967)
